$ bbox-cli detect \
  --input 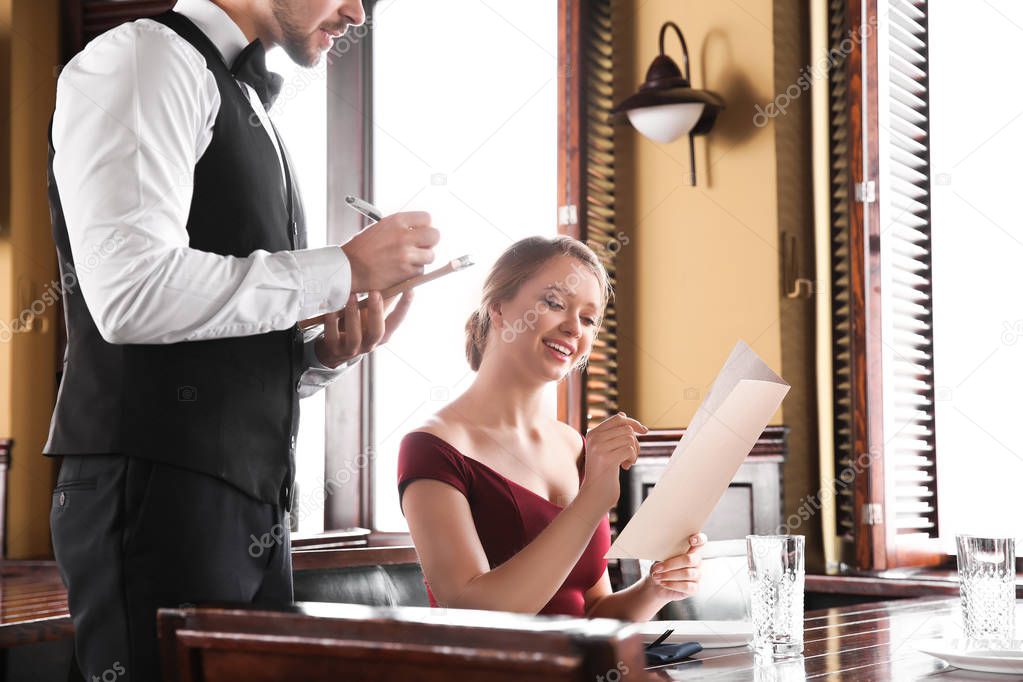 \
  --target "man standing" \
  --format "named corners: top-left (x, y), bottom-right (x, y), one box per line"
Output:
top-left (45, 1), bottom-right (435, 679)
